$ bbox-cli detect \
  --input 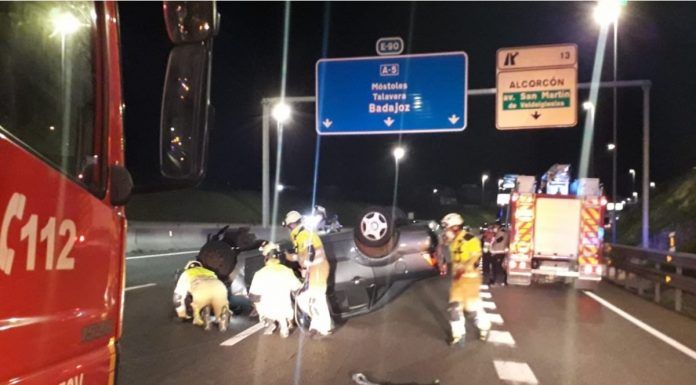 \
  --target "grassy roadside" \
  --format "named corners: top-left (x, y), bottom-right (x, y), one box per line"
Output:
top-left (617, 169), bottom-right (696, 252)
